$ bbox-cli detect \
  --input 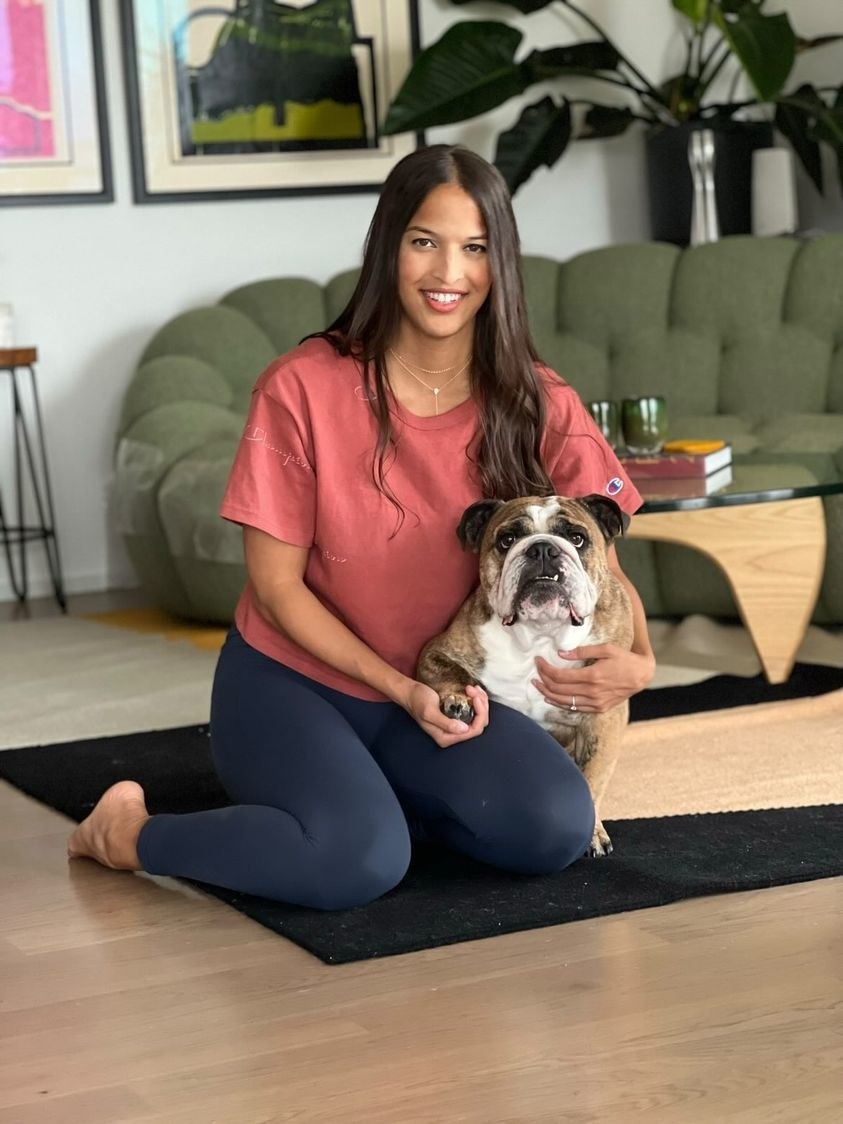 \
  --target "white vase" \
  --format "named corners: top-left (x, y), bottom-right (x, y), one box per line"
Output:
top-left (688, 129), bottom-right (720, 245)
top-left (752, 148), bottom-right (798, 236)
